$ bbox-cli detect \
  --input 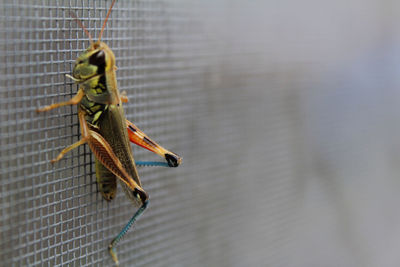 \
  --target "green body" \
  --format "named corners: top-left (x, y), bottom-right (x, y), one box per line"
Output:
top-left (75, 42), bottom-right (141, 204)
top-left (95, 104), bottom-right (141, 204)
